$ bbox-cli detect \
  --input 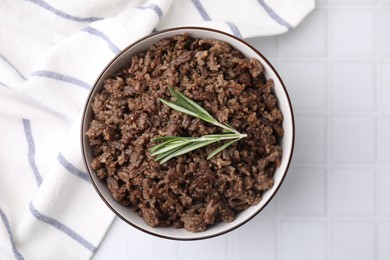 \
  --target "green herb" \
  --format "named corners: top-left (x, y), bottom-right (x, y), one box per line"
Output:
top-left (150, 87), bottom-right (247, 164)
